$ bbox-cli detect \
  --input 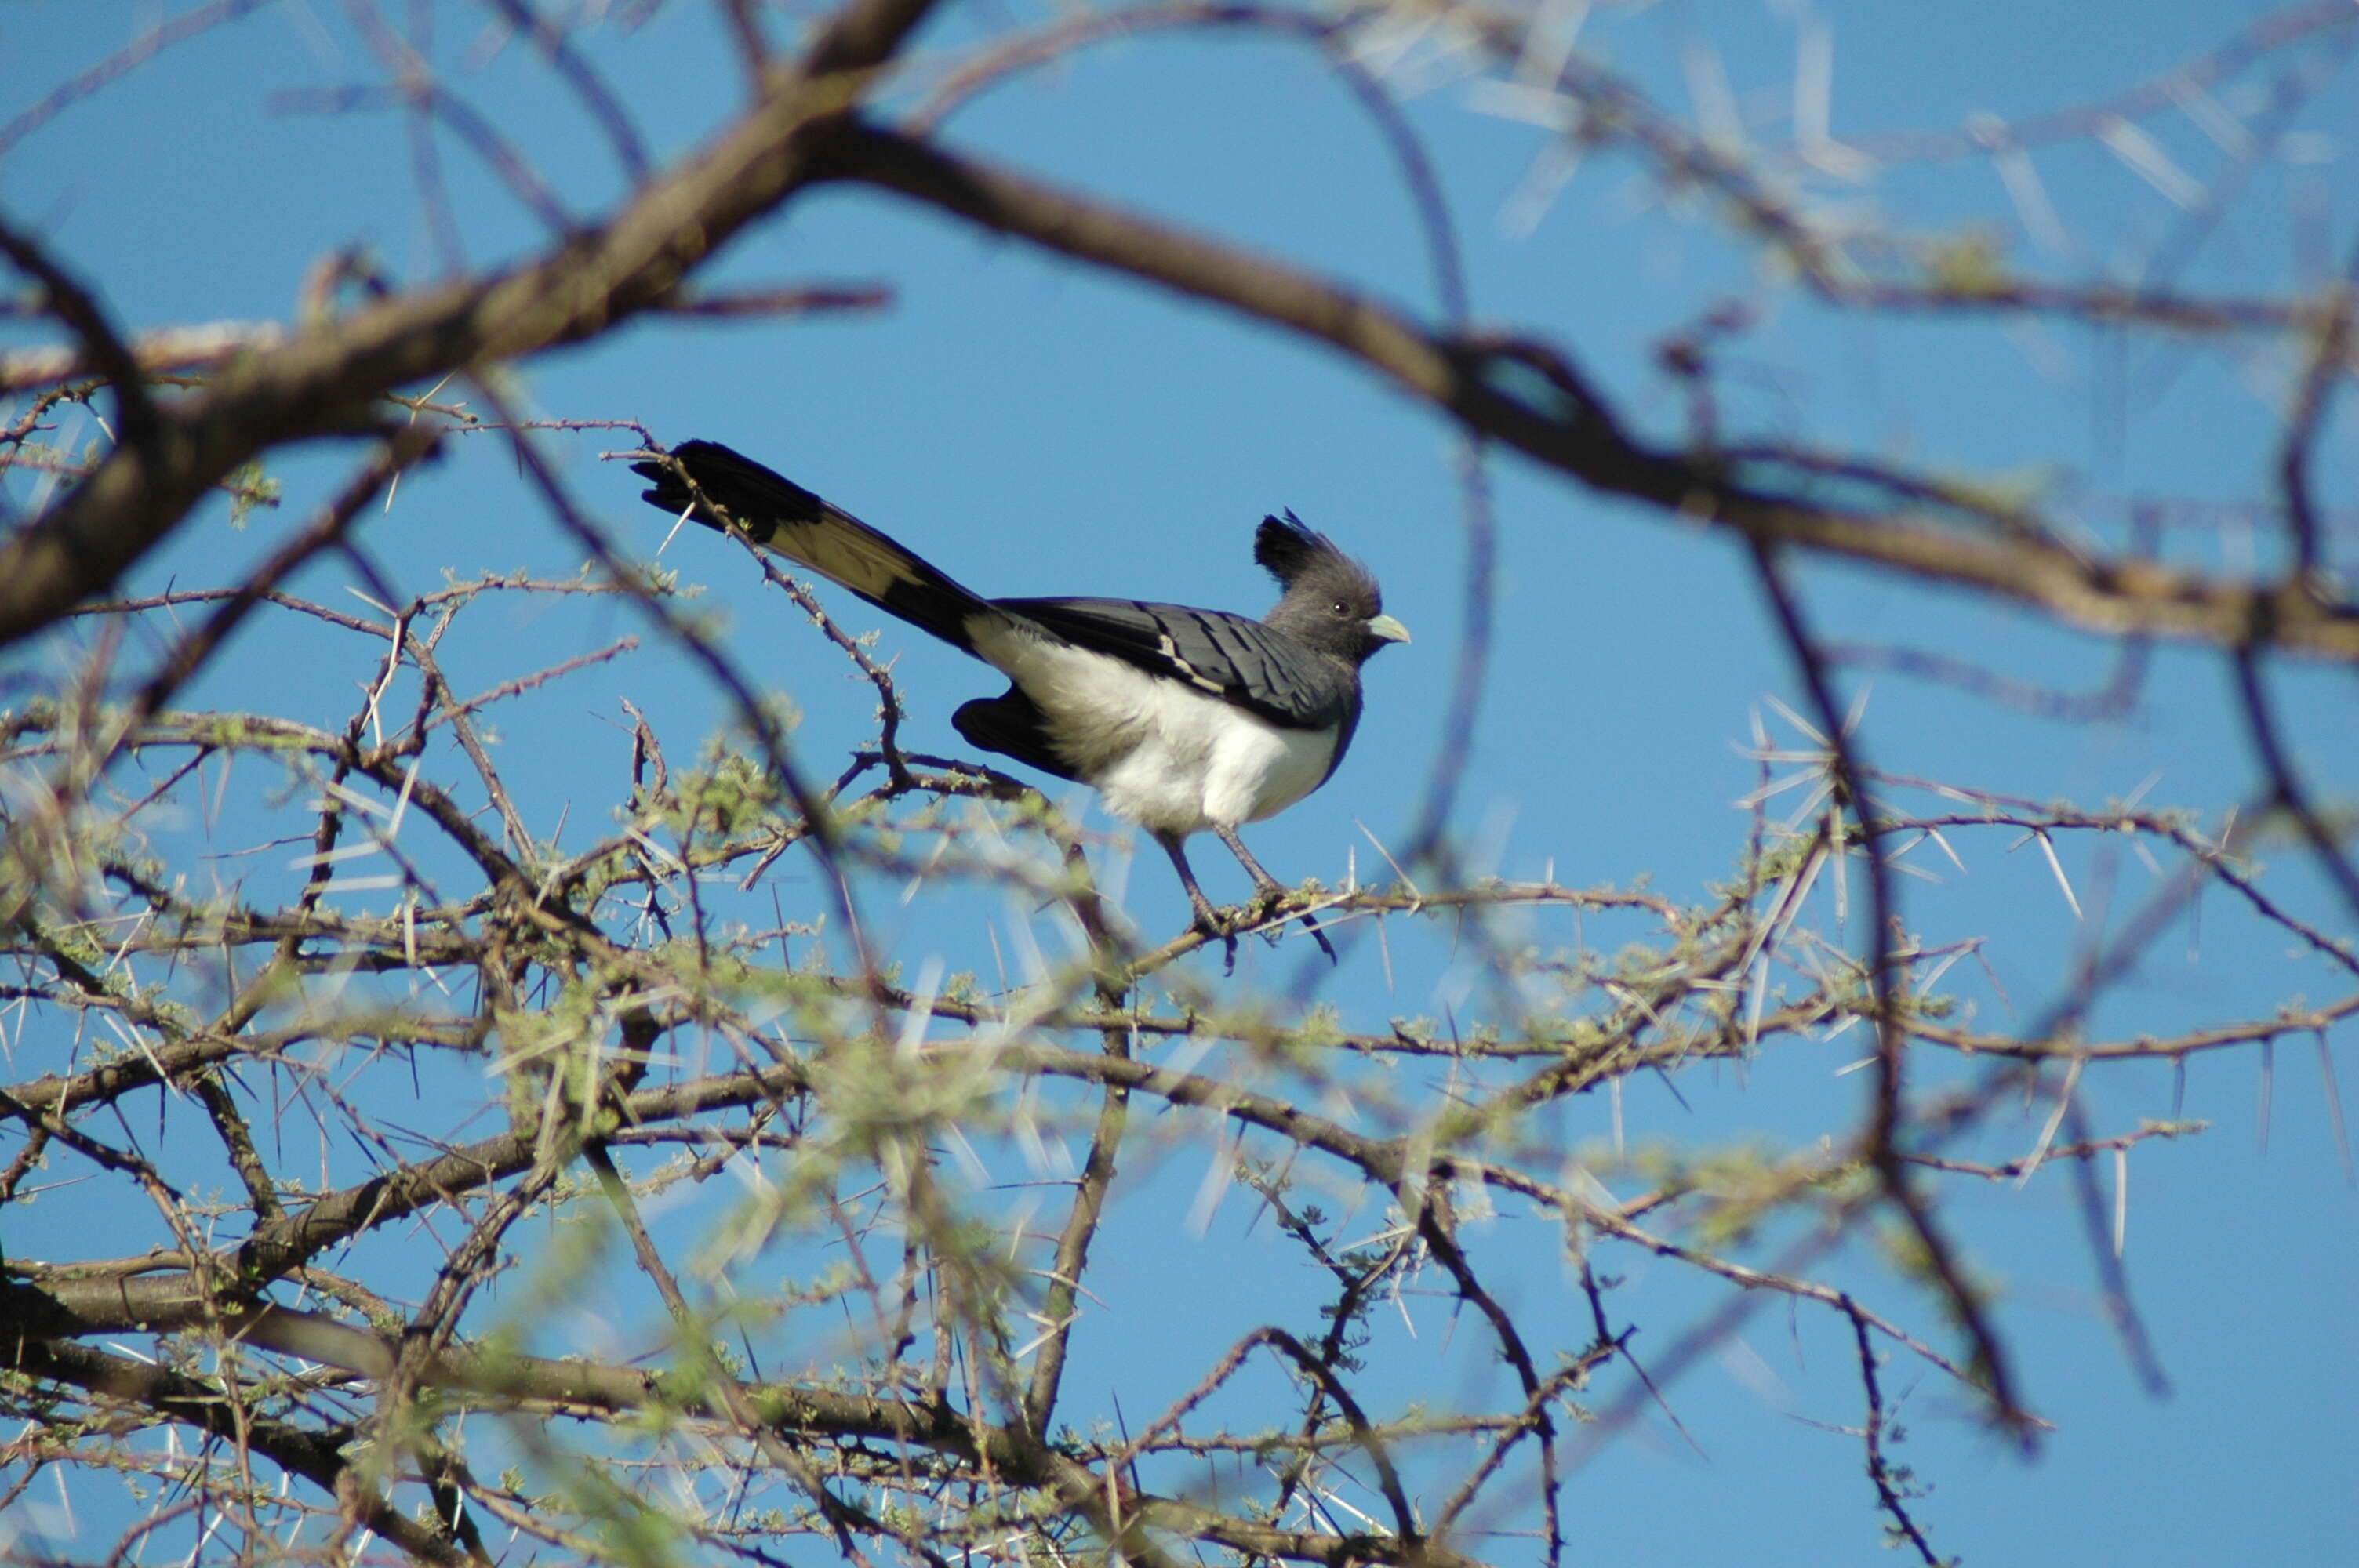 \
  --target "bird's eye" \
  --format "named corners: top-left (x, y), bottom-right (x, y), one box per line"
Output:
top-left (1331, 601), bottom-right (1351, 616)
